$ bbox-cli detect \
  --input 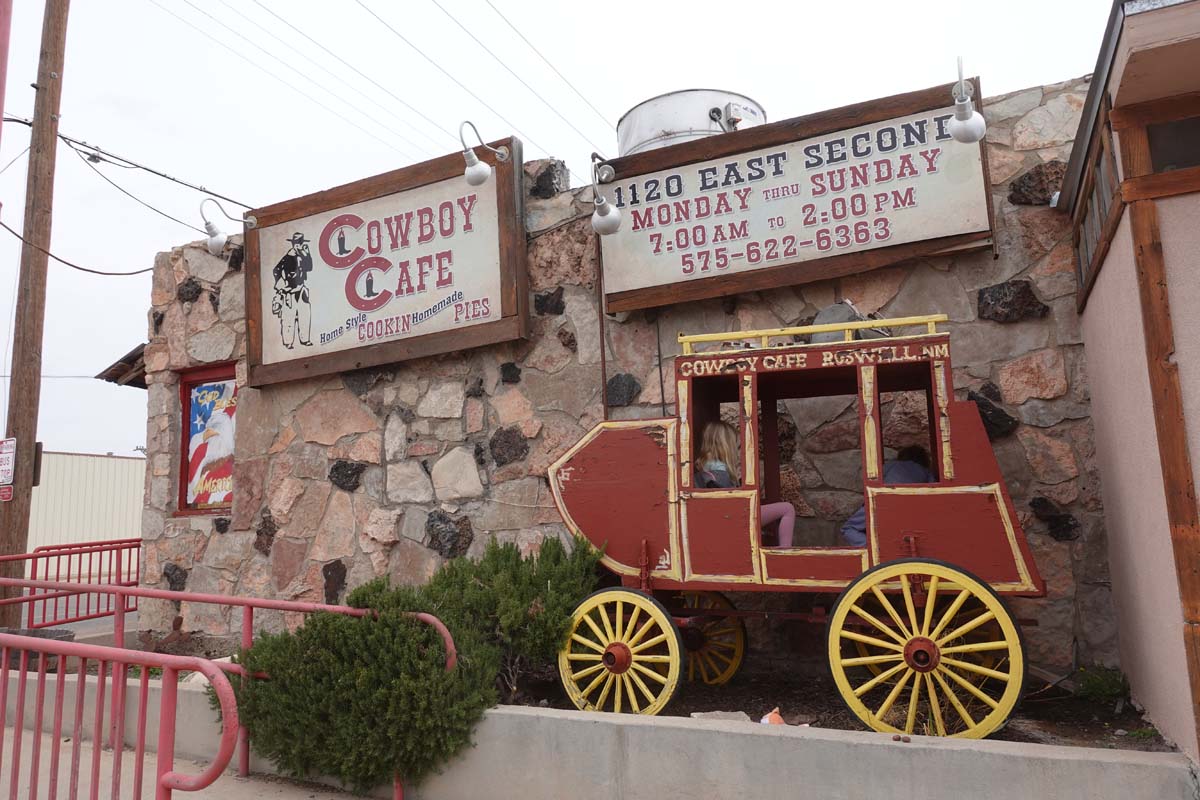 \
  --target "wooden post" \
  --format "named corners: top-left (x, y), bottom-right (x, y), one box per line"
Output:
top-left (0, 0), bottom-right (70, 628)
